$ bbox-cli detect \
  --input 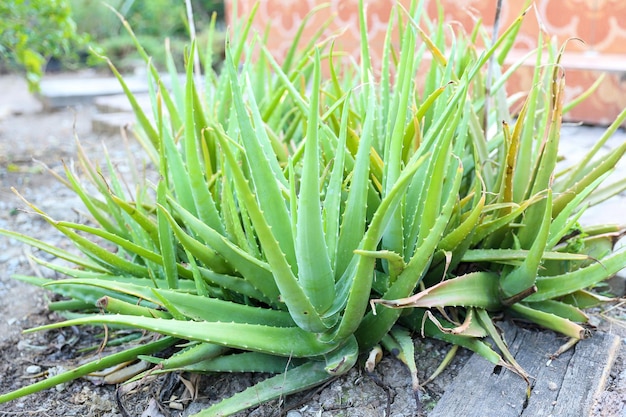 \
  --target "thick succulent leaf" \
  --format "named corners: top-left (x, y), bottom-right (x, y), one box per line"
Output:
top-left (98, 296), bottom-right (171, 318)
top-left (356, 156), bottom-right (464, 349)
top-left (499, 190), bottom-right (553, 298)
top-left (160, 351), bottom-right (303, 374)
top-left (546, 173), bottom-right (609, 248)
top-left (509, 303), bottom-right (587, 339)
top-left (105, 4), bottom-right (183, 137)
top-left (0, 228), bottom-right (107, 272)
top-left (355, 250), bottom-right (406, 282)
top-left (556, 106), bottom-right (626, 192)
top-left (102, 56), bottom-right (159, 148)
top-left (152, 289), bottom-right (295, 327)
top-left (182, 43), bottom-right (224, 234)
top-left (400, 309), bottom-right (504, 367)
top-left (437, 188), bottom-right (485, 252)
top-left (56, 221), bottom-right (164, 267)
top-left (405, 103), bottom-right (461, 255)
top-left (323, 96), bottom-right (350, 269)
top-left (161, 121), bottom-right (199, 217)
top-left (381, 9), bottom-right (417, 256)
top-left (559, 290), bottom-right (618, 309)
top-left (494, 100), bottom-right (527, 213)
top-left (295, 49), bottom-right (335, 313)
top-left (328, 152), bottom-right (429, 342)
top-left (164, 199), bottom-right (280, 301)
top-left (470, 194), bottom-right (540, 246)
top-left (389, 327), bottom-right (420, 390)
top-left (193, 361), bottom-right (334, 417)
top-left (527, 249), bottom-right (626, 301)
top-left (216, 129), bottom-right (329, 333)
top-left (109, 195), bottom-right (160, 246)
top-left (552, 140), bottom-right (626, 217)
top-left (17, 275), bottom-right (155, 307)
top-left (524, 300), bottom-right (588, 323)
top-left (157, 180), bottom-right (179, 289)
top-left (461, 249), bottom-right (588, 263)
top-left (26, 315), bottom-right (341, 358)
top-left (48, 220), bottom-right (150, 277)
top-left (46, 279), bottom-right (294, 327)
top-left (323, 335), bottom-right (359, 375)
top-left (225, 49), bottom-right (296, 268)
top-left (475, 309), bottom-right (530, 381)
top-left (335, 84), bottom-right (377, 277)
top-left (372, 271), bottom-right (501, 311)
top-left (512, 36), bottom-right (545, 204)
top-left (60, 163), bottom-right (123, 236)
top-left (156, 205), bottom-right (228, 274)
top-left (140, 342), bottom-right (228, 370)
